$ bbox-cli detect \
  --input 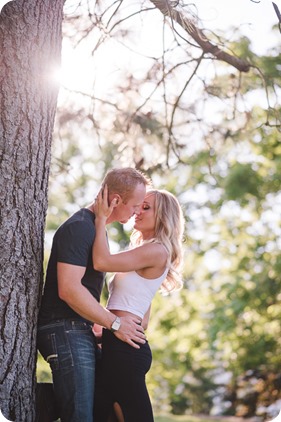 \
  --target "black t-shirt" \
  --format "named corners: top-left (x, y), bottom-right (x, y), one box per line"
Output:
top-left (38, 208), bottom-right (105, 326)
